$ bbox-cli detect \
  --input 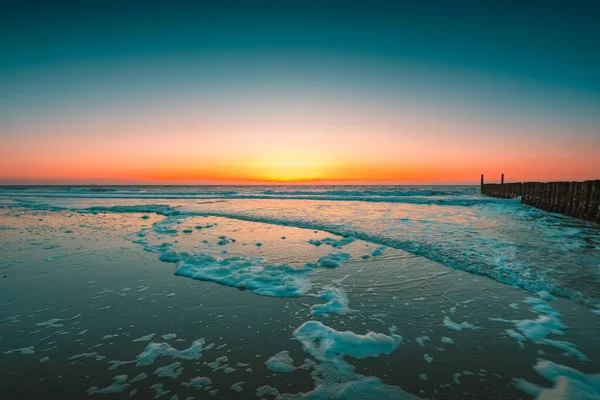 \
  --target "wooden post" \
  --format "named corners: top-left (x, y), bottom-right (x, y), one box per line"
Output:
top-left (501, 174), bottom-right (504, 184)
top-left (481, 174), bottom-right (484, 192)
